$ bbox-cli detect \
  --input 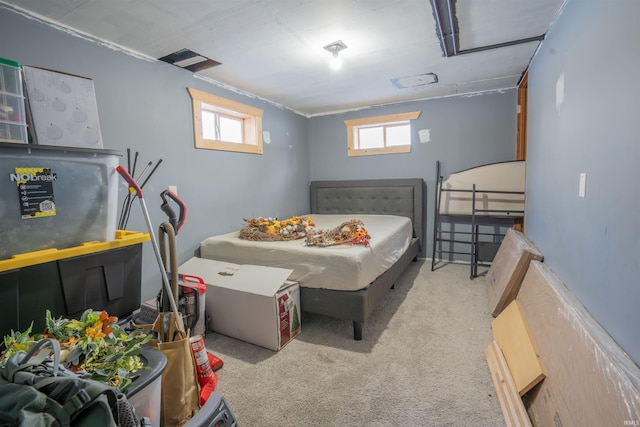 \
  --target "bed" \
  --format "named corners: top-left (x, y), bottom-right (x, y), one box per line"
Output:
top-left (431, 160), bottom-right (525, 278)
top-left (199, 178), bottom-right (424, 340)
